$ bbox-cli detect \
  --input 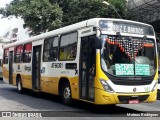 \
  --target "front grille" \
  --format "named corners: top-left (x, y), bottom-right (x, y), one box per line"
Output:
top-left (118, 95), bottom-right (149, 103)
top-left (111, 79), bottom-right (152, 85)
top-left (106, 73), bottom-right (154, 86)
